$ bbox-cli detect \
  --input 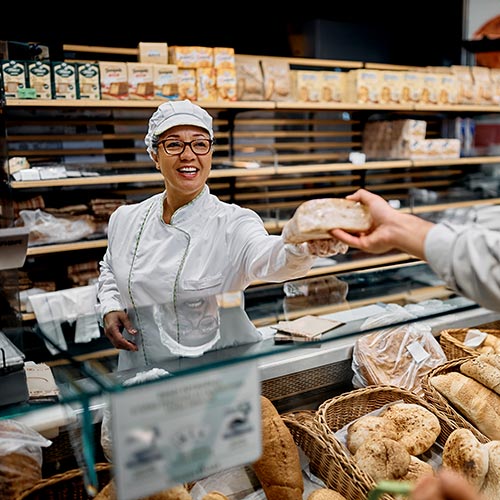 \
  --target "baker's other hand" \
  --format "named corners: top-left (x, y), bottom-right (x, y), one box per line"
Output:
top-left (103, 310), bottom-right (138, 351)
